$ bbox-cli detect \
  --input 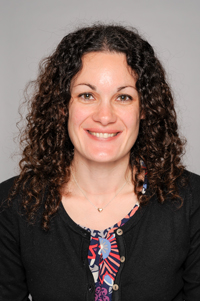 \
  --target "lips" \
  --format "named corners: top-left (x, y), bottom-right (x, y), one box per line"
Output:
top-left (88, 131), bottom-right (118, 138)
